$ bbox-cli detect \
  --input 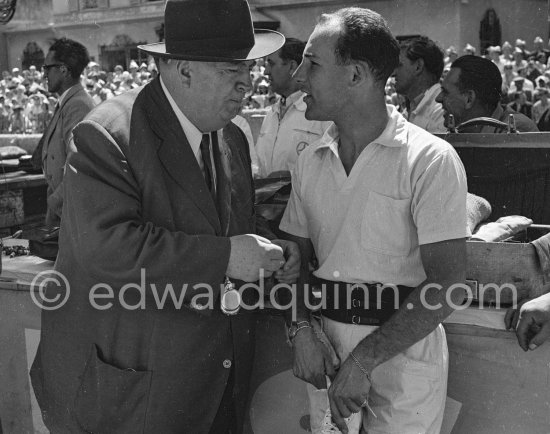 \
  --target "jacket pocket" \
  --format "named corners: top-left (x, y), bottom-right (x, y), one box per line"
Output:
top-left (74, 344), bottom-right (152, 434)
top-left (361, 191), bottom-right (412, 256)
